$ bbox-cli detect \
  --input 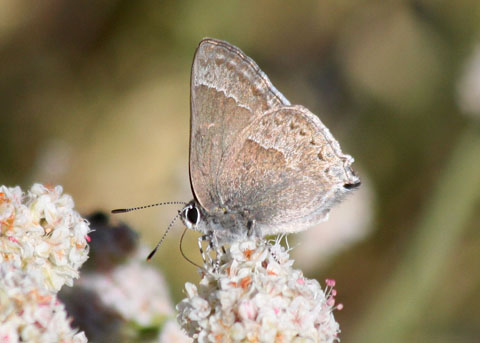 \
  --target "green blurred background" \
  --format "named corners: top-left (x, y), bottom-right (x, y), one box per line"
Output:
top-left (1, 1), bottom-right (479, 342)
